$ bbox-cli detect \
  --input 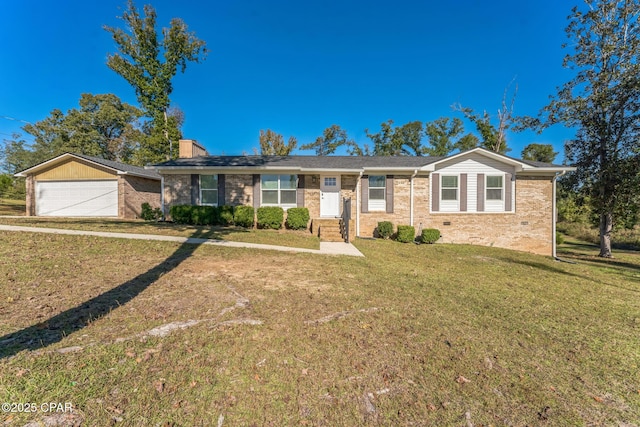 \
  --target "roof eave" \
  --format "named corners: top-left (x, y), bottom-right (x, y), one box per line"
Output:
top-left (14, 152), bottom-right (120, 177)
